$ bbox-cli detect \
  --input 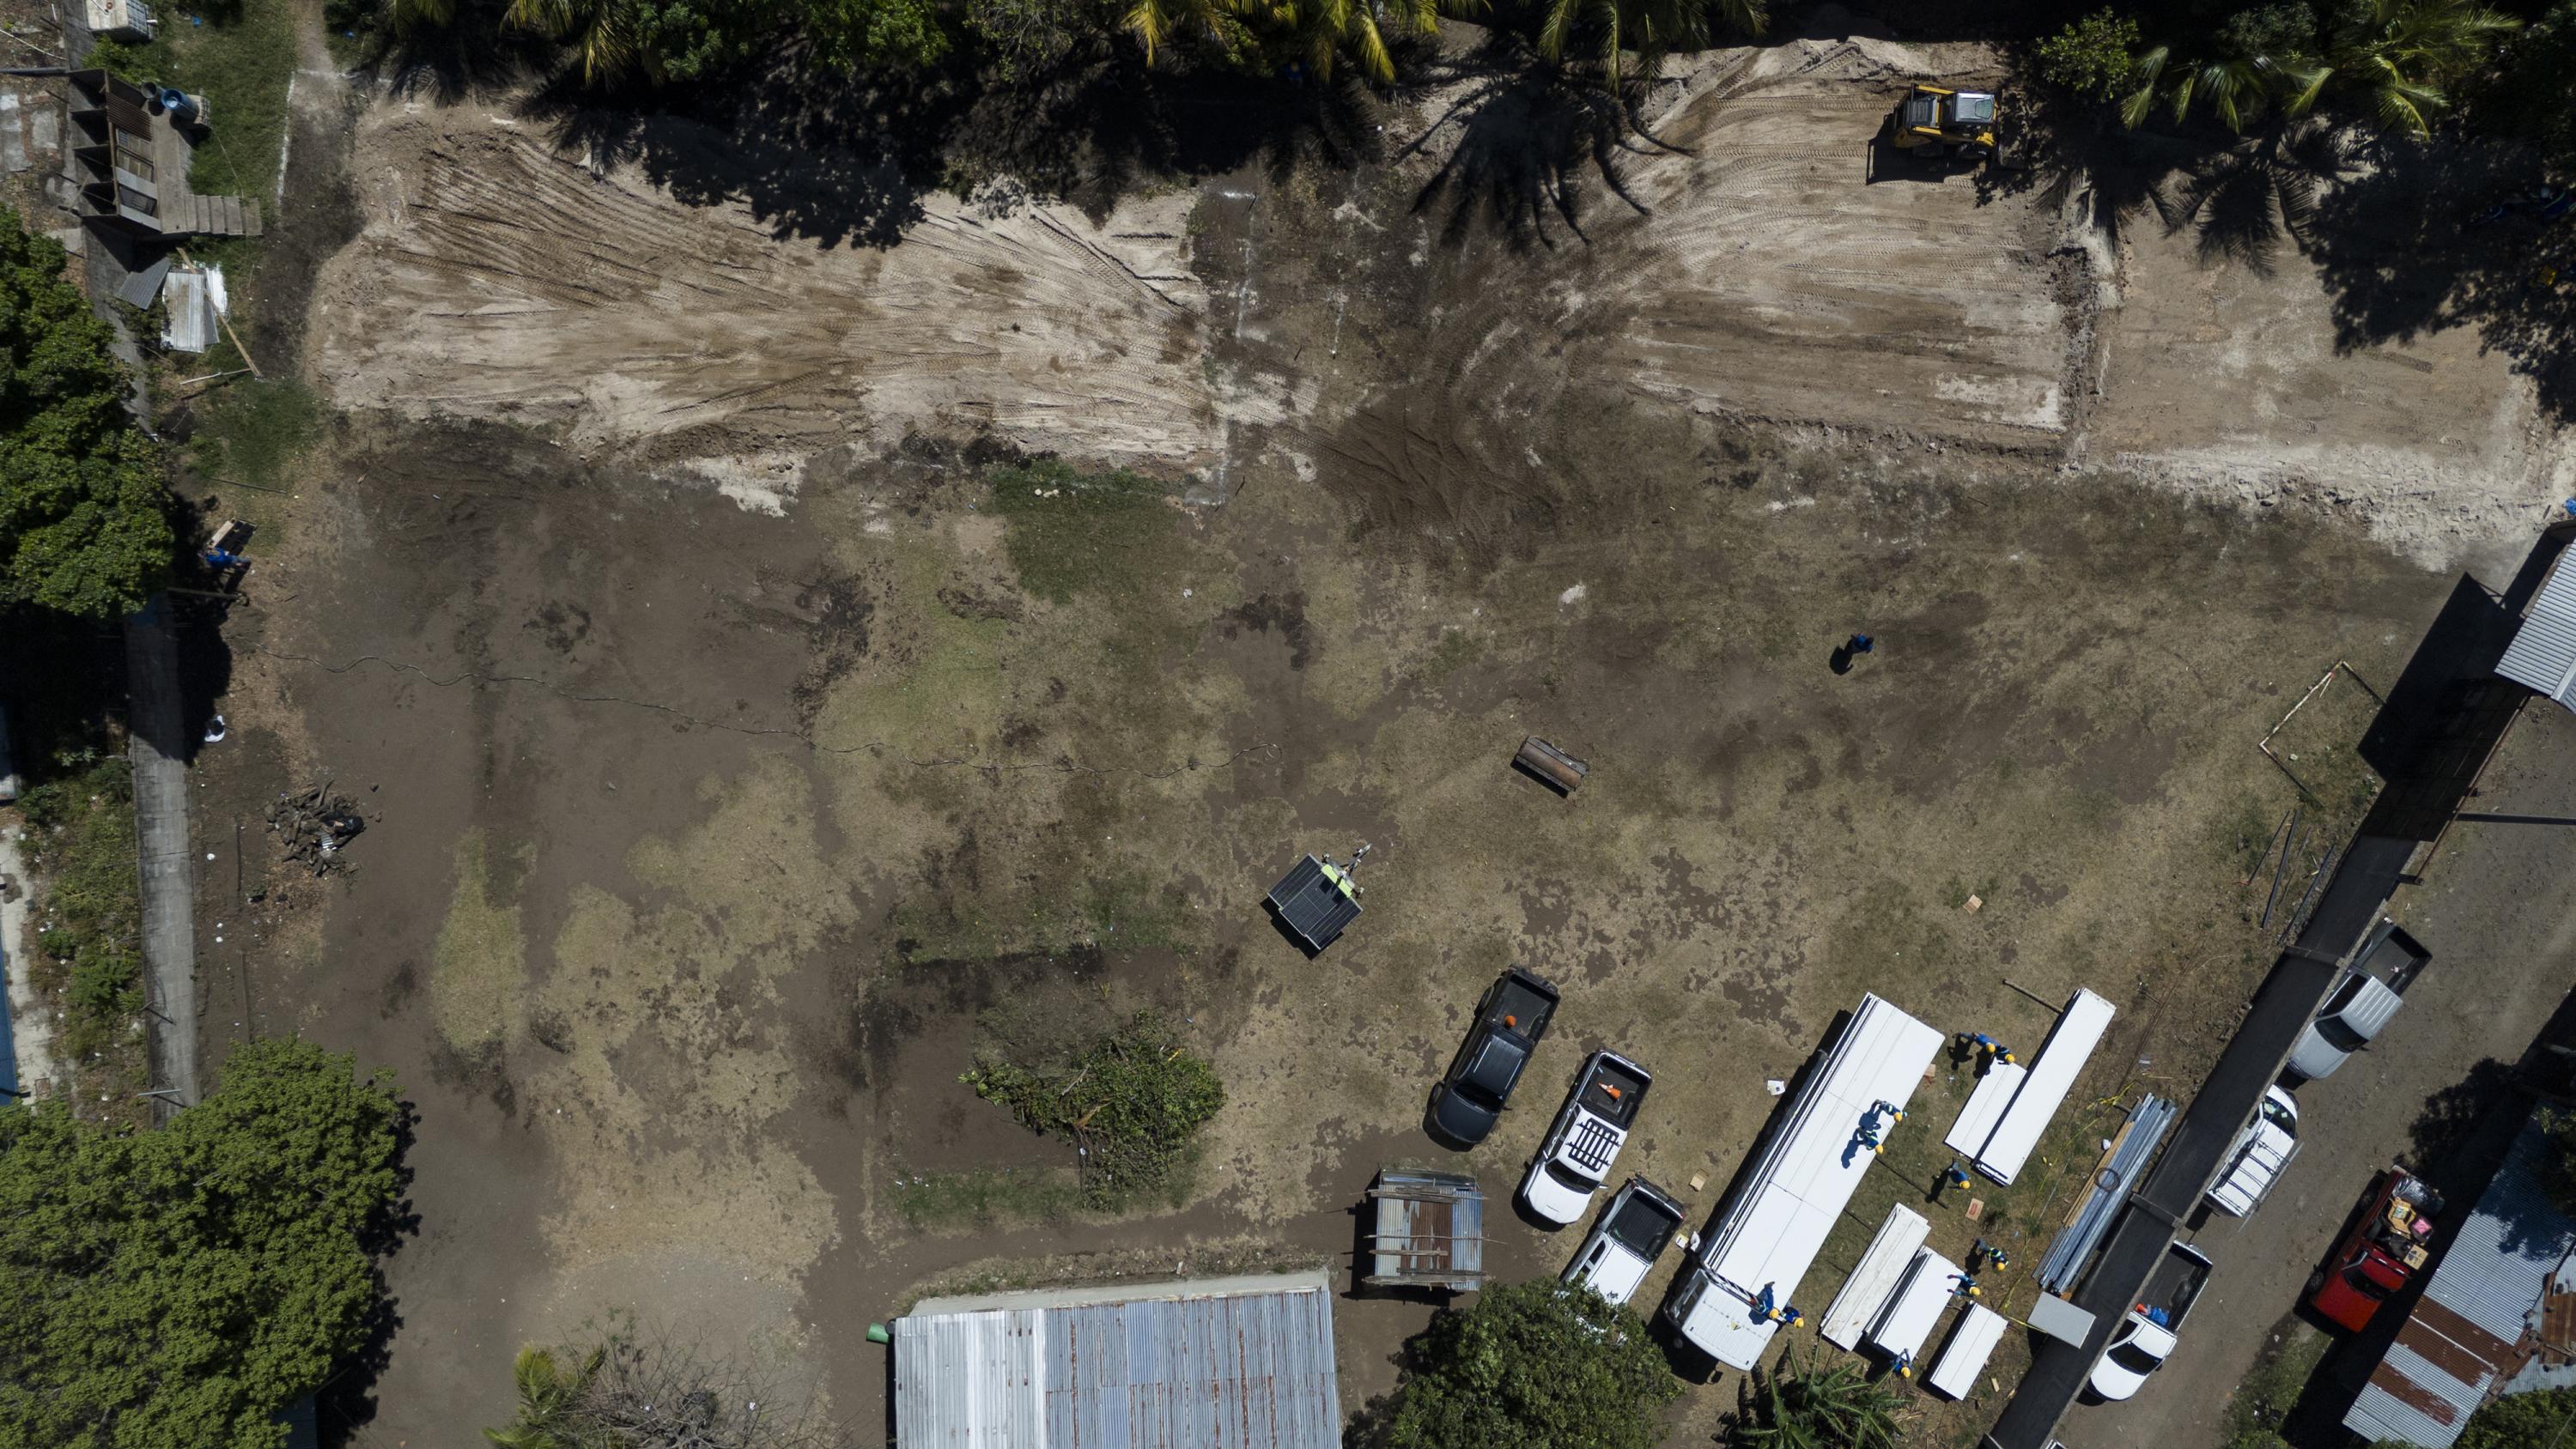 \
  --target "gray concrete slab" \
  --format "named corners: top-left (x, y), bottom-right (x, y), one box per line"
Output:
top-left (2050, 703), bottom-right (2576, 1449)
top-left (125, 596), bottom-right (198, 1115)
